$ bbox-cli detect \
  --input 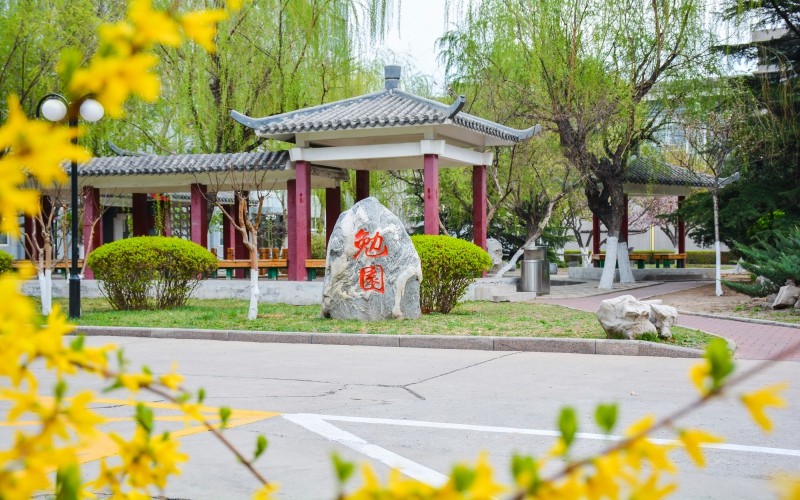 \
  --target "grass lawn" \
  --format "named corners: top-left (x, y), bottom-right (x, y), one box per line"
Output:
top-left (57, 298), bottom-right (714, 350)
